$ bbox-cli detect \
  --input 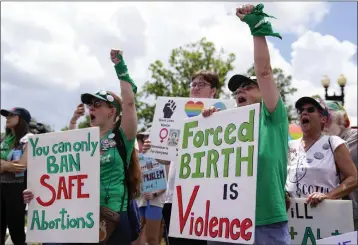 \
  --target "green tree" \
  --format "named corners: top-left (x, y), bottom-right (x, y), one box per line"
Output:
top-left (245, 66), bottom-right (298, 122)
top-left (136, 37), bottom-right (236, 129)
